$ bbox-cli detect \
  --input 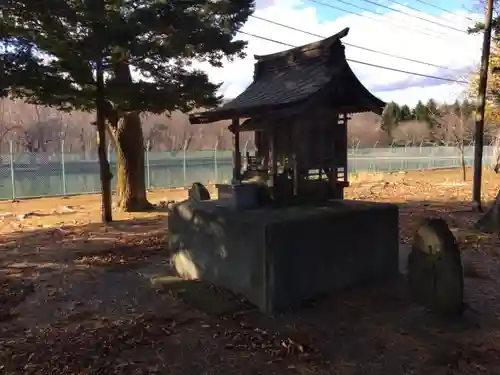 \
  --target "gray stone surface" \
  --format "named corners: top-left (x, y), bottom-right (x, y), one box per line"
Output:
top-left (169, 199), bottom-right (399, 312)
top-left (188, 182), bottom-right (211, 201)
top-left (399, 244), bottom-right (411, 274)
top-left (408, 218), bottom-right (464, 316)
